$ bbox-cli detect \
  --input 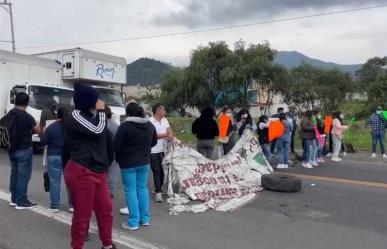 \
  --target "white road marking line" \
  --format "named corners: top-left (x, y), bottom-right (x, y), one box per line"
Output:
top-left (0, 189), bottom-right (167, 249)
